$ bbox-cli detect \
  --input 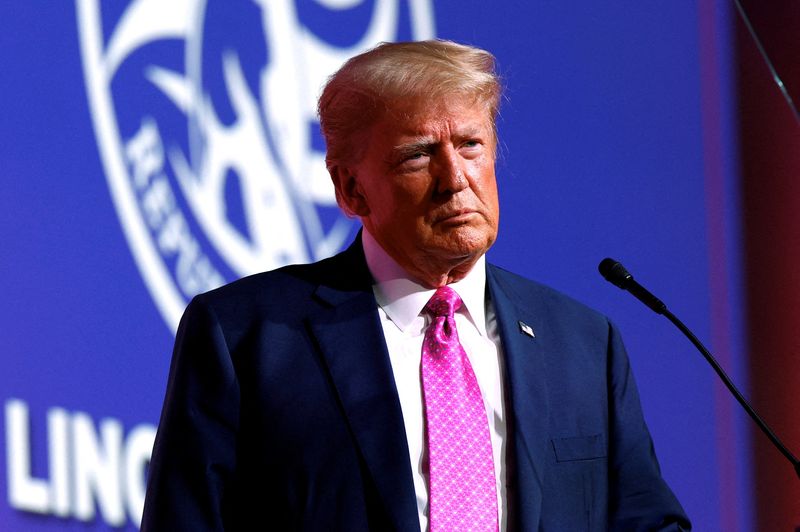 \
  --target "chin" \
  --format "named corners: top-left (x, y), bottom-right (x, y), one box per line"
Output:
top-left (435, 230), bottom-right (496, 259)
